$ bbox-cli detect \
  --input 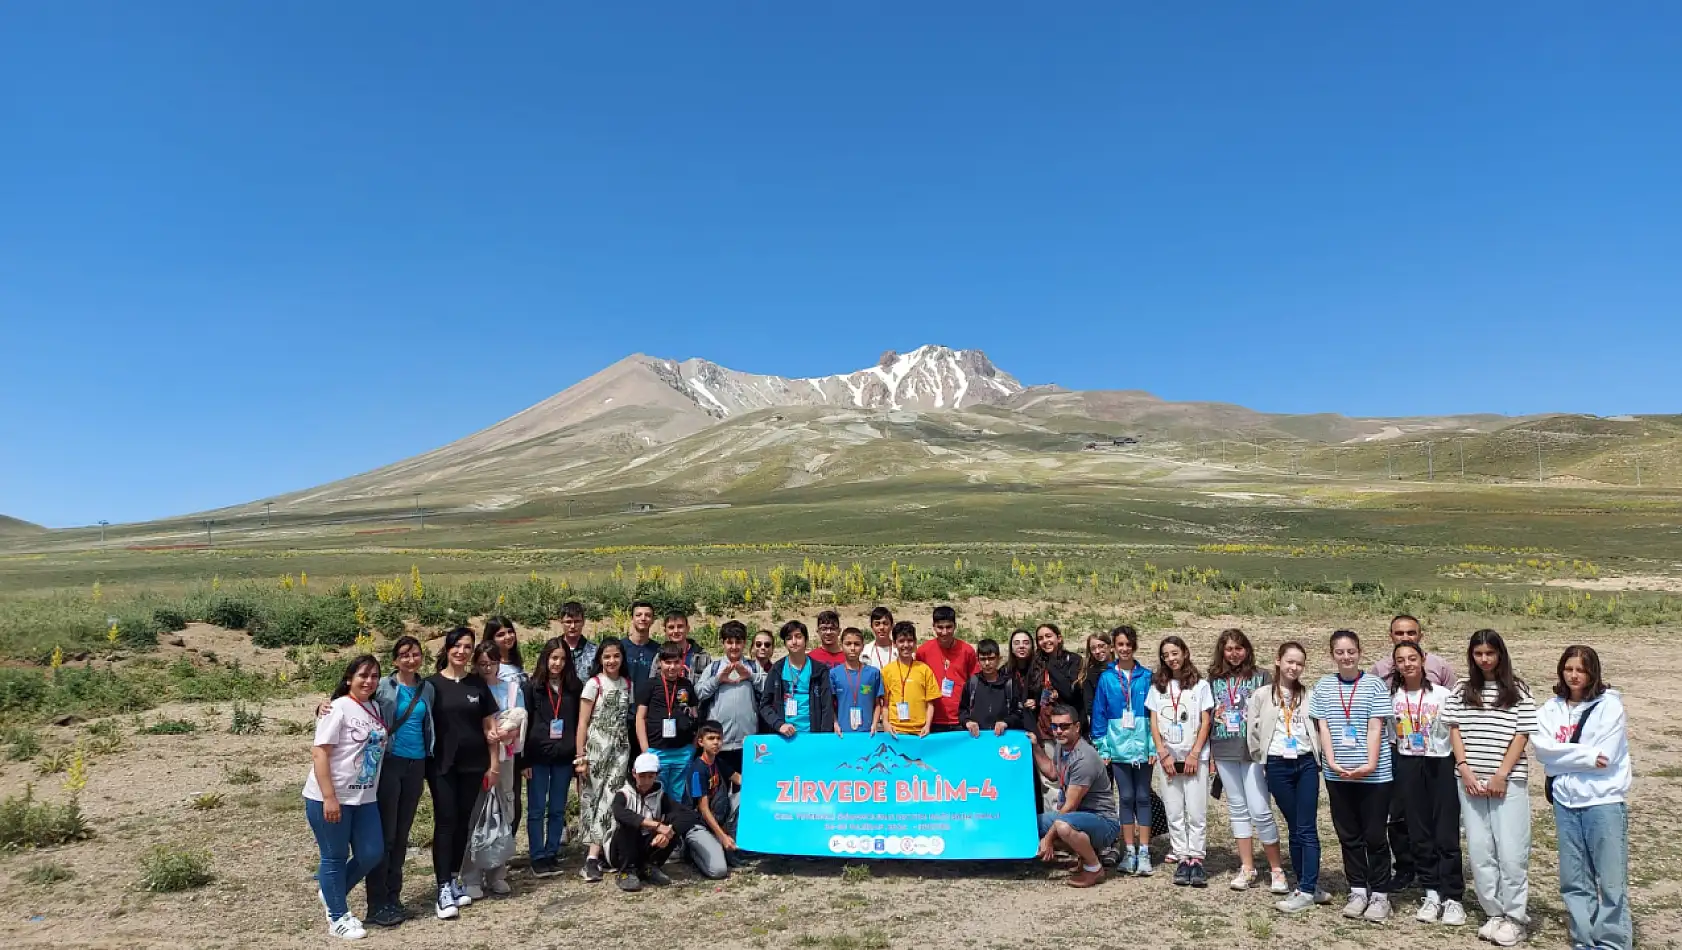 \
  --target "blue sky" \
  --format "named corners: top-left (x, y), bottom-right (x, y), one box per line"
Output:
top-left (3, 4), bottom-right (1679, 527)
